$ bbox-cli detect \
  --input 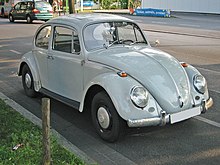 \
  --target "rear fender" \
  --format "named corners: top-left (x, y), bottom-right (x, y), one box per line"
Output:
top-left (18, 51), bottom-right (41, 91)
